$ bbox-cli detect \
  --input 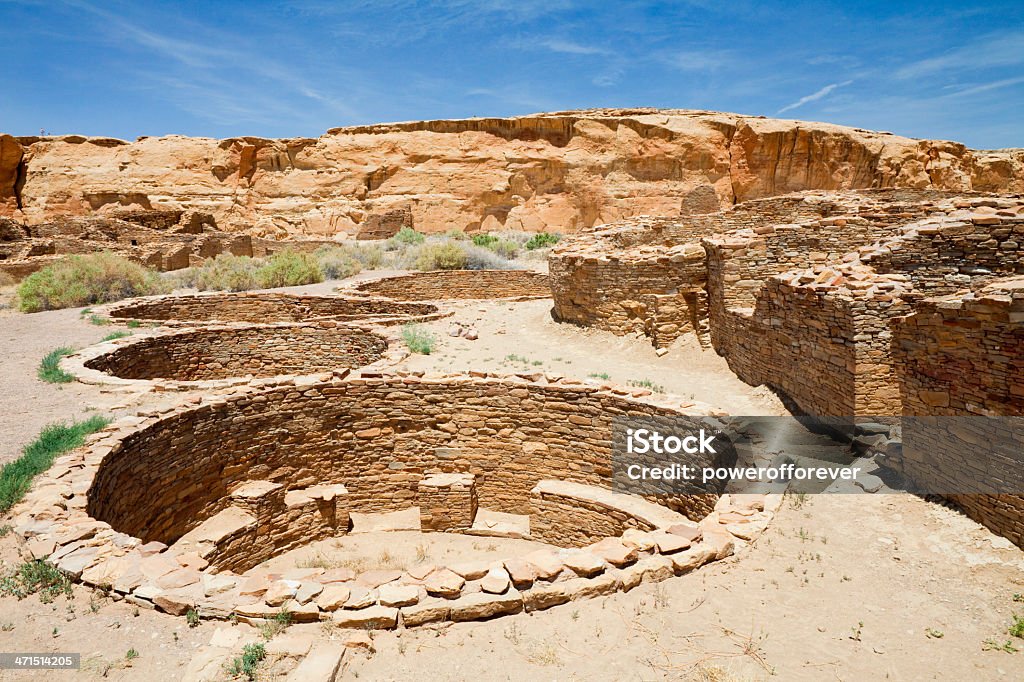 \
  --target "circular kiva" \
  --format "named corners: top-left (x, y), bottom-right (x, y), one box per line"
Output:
top-left (345, 269), bottom-right (551, 301)
top-left (91, 292), bottom-right (447, 327)
top-left (12, 372), bottom-right (778, 628)
top-left (59, 322), bottom-right (400, 390)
